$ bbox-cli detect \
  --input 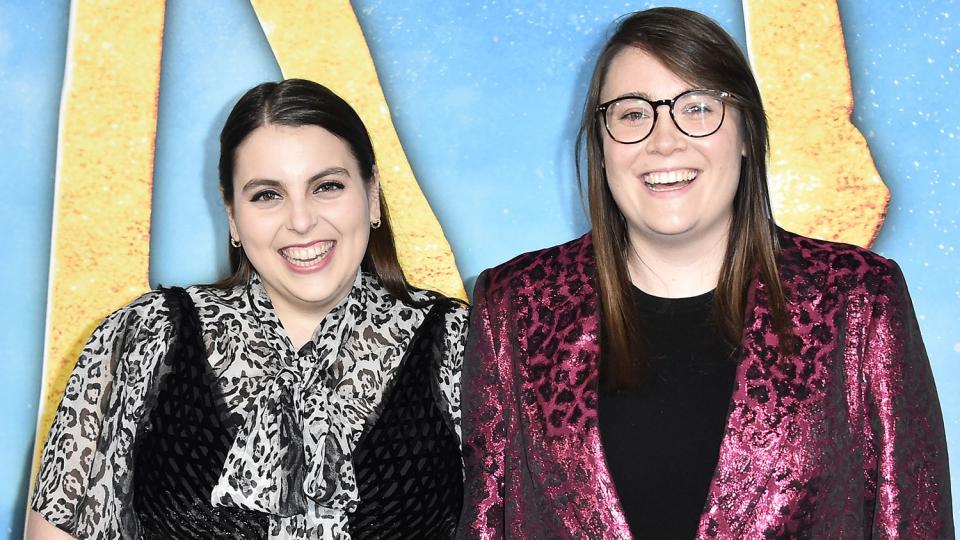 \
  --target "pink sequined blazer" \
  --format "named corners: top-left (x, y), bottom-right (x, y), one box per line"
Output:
top-left (457, 230), bottom-right (952, 539)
